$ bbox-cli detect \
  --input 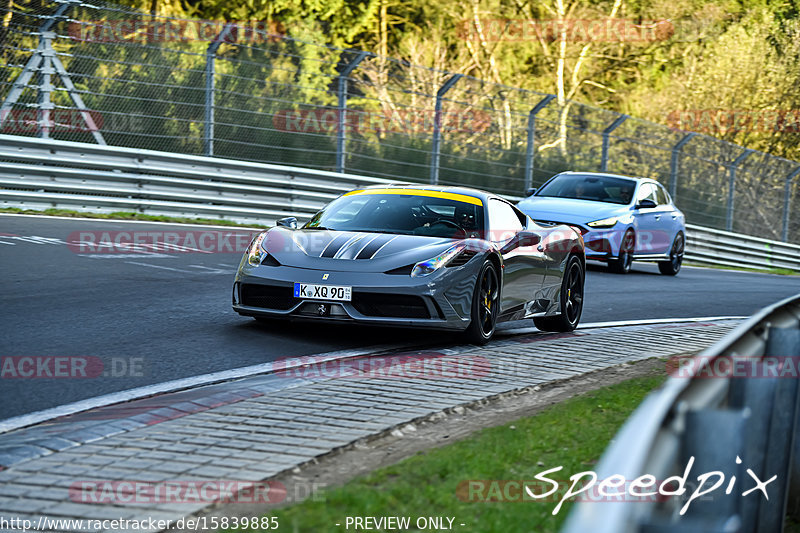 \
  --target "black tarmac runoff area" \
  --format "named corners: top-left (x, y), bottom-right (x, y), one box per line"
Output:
top-left (1, 214), bottom-right (798, 419)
